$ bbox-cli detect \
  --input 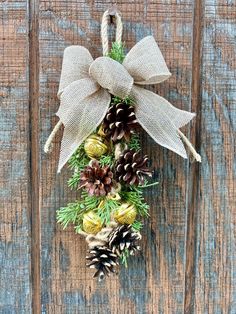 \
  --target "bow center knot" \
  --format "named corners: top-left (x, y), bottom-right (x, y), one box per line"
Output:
top-left (89, 57), bottom-right (134, 99)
